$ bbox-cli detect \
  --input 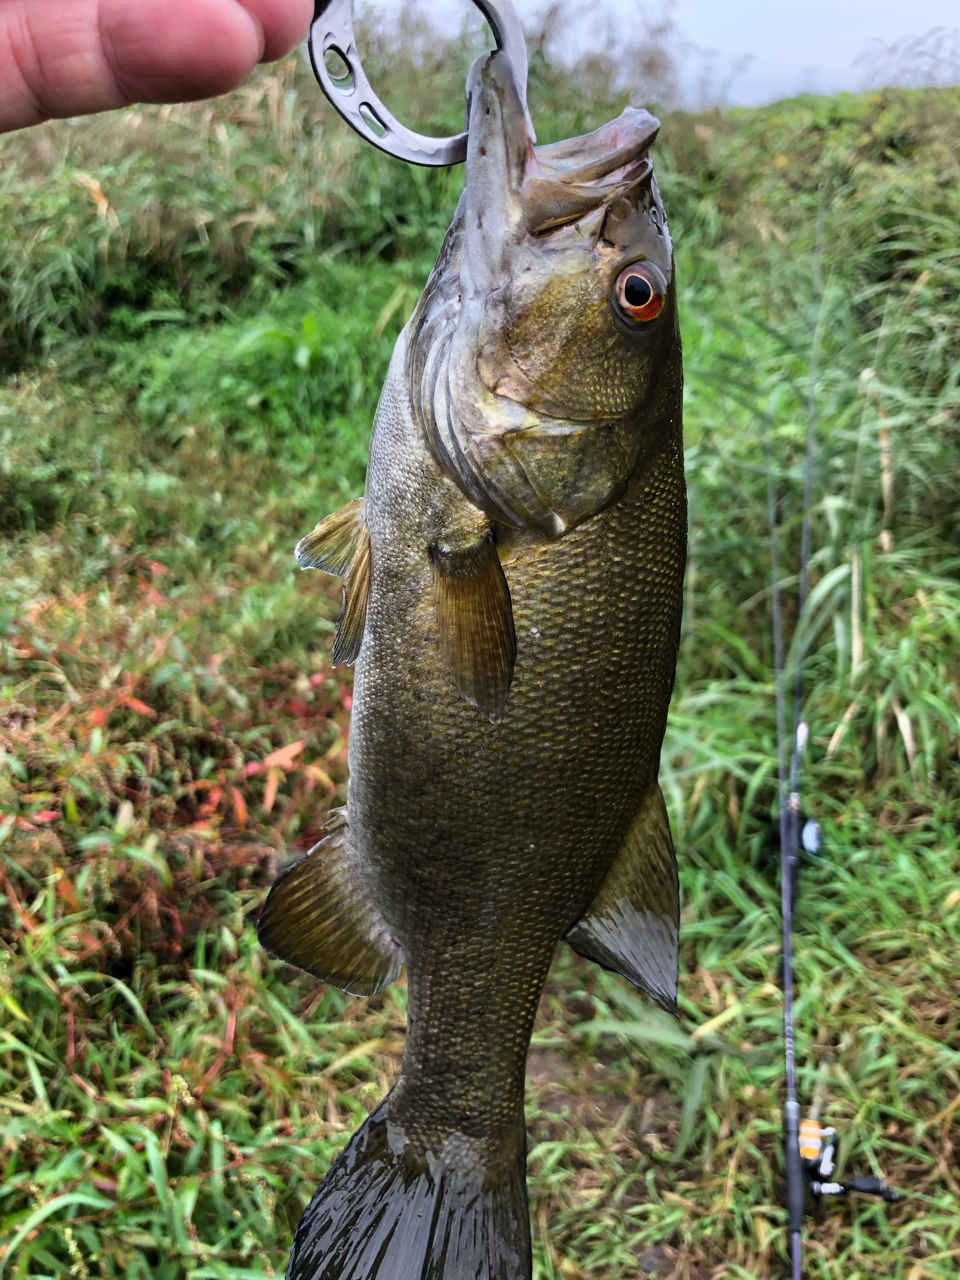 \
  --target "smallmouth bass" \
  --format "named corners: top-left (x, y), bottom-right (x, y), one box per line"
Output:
top-left (258, 49), bottom-right (685, 1280)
